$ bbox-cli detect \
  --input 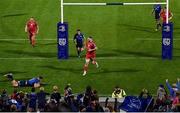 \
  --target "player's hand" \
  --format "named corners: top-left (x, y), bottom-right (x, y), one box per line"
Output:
top-left (88, 49), bottom-right (92, 52)
top-left (25, 29), bottom-right (27, 33)
top-left (81, 48), bottom-right (84, 51)
top-left (166, 79), bottom-right (168, 82)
